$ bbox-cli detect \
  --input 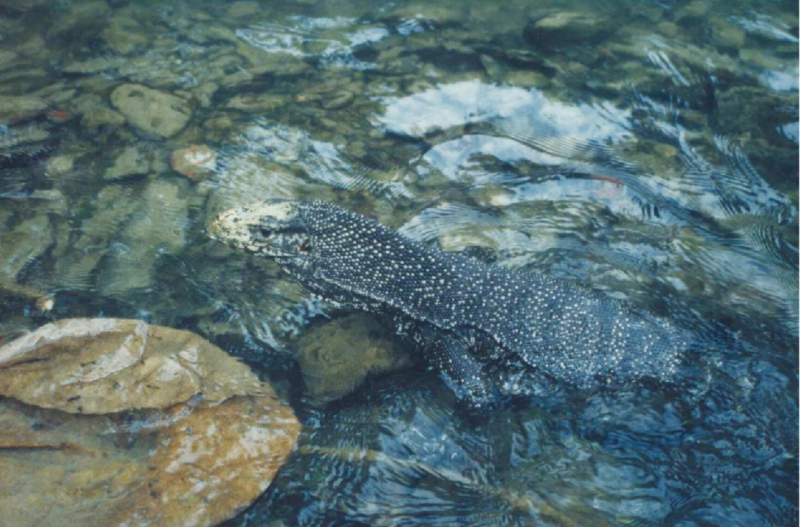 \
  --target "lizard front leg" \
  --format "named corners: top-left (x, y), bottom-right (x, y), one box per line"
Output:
top-left (398, 319), bottom-right (491, 406)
